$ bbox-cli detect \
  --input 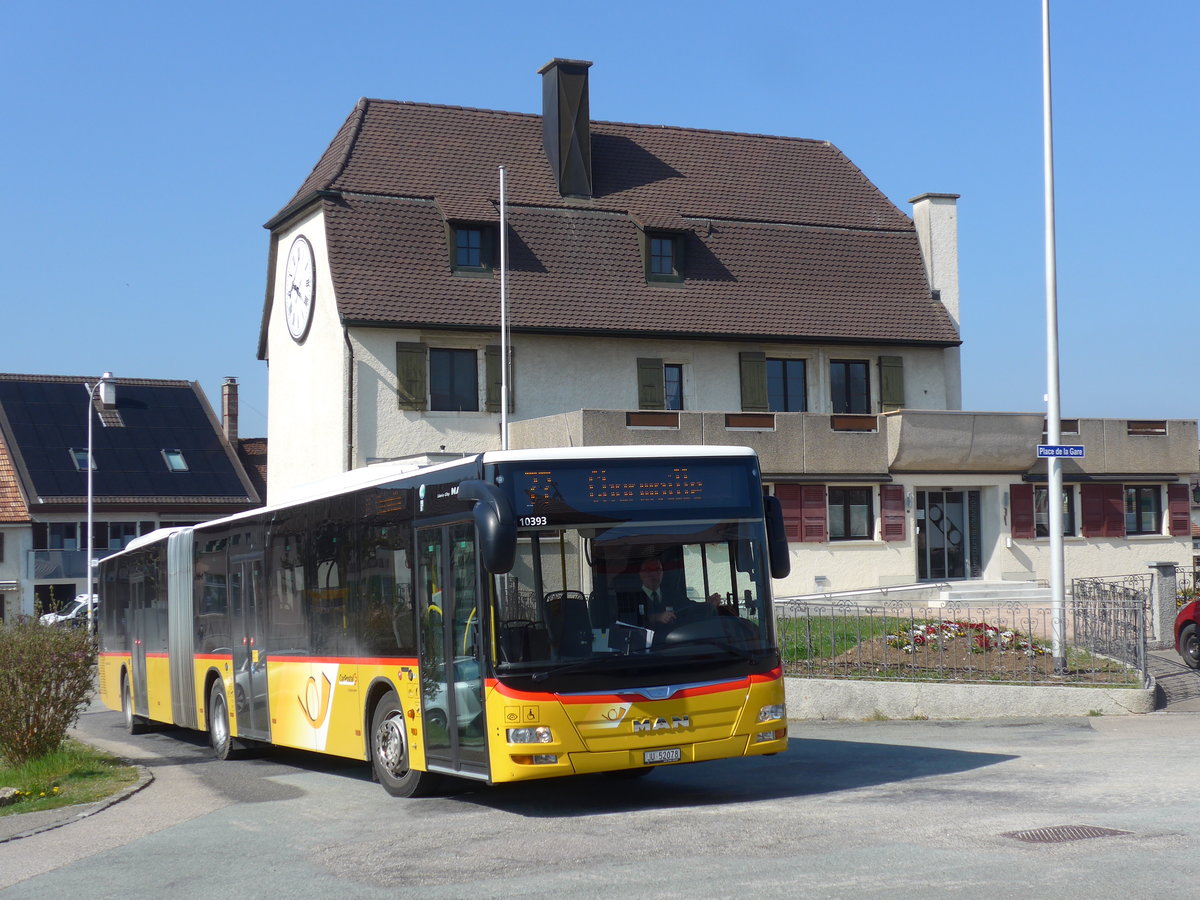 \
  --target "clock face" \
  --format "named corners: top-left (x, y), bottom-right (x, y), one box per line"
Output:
top-left (283, 235), bottom-right (315, 342)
